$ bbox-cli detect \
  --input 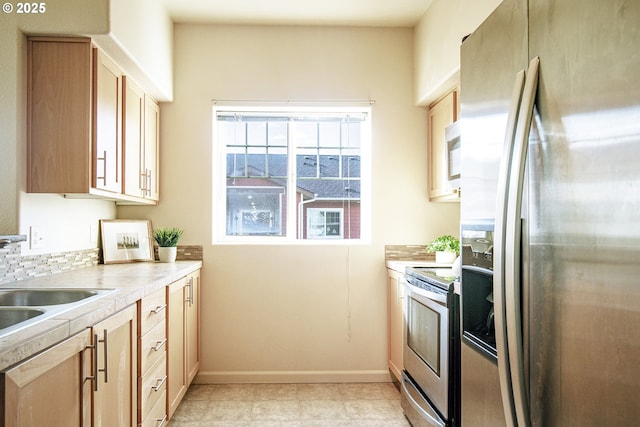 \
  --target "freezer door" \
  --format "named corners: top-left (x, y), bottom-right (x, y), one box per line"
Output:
top-left (526, 0), bottom-right (640, 425)
top-left (459, 0), bottom-right (528, 424)
top-left (459, 0), bottom-right (528, 223)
